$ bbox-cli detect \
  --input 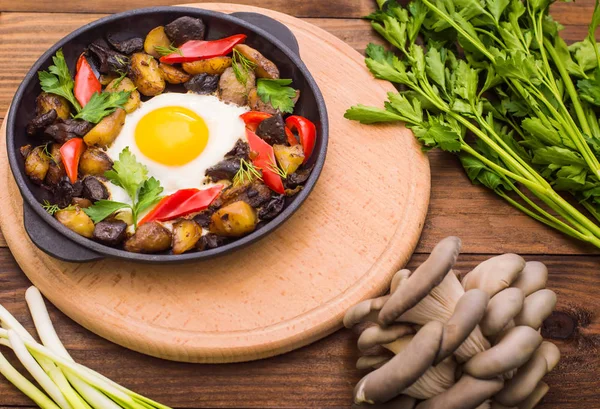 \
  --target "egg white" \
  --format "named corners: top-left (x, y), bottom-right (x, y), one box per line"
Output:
top-left (105, 93), bottom-right (249, 203)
